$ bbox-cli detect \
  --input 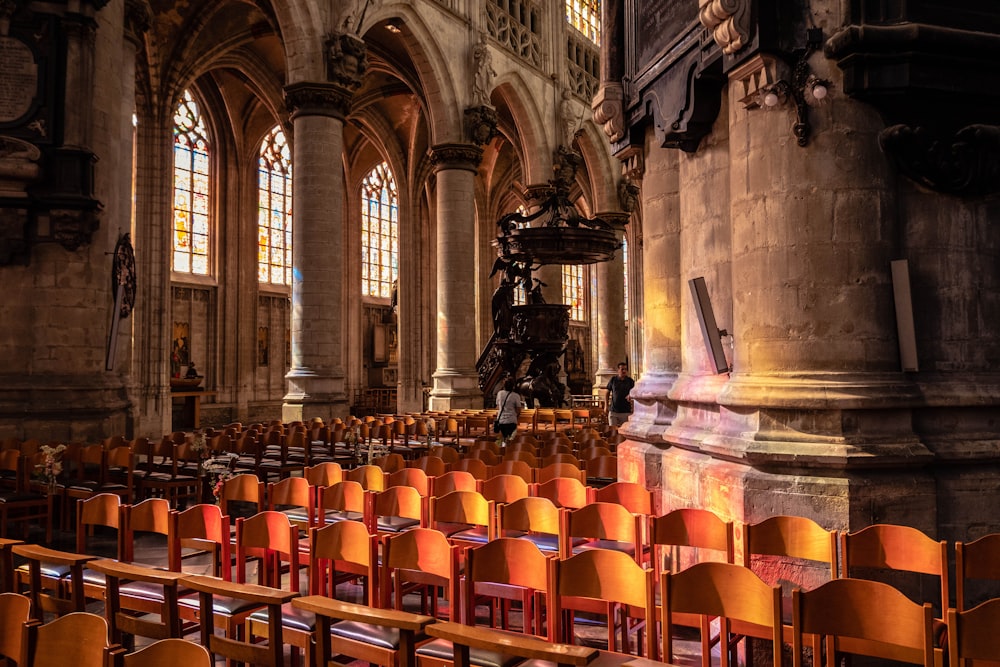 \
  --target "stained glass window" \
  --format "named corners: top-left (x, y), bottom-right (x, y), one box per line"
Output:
top-left (566, 0), bottom-right (600, 45)
top-left (172, 89), bottom-right (210, 275)
top-left (258, 125), bottom-right (292, 285)
top-left (563, 264), bottom-right (585, 321)
top-left (361, 162), bottom-right (398, 298)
